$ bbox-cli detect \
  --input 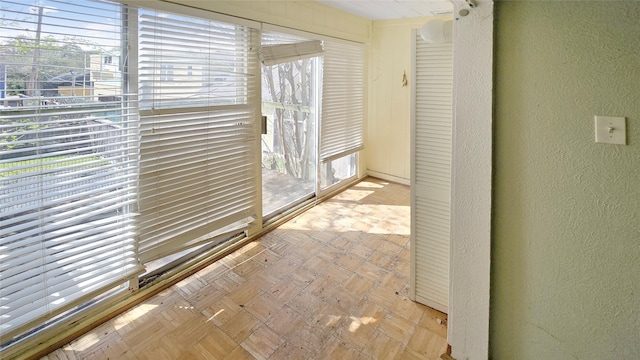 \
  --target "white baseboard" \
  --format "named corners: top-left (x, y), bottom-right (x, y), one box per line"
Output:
top-left (366, 170), bottom-right (410, 186)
